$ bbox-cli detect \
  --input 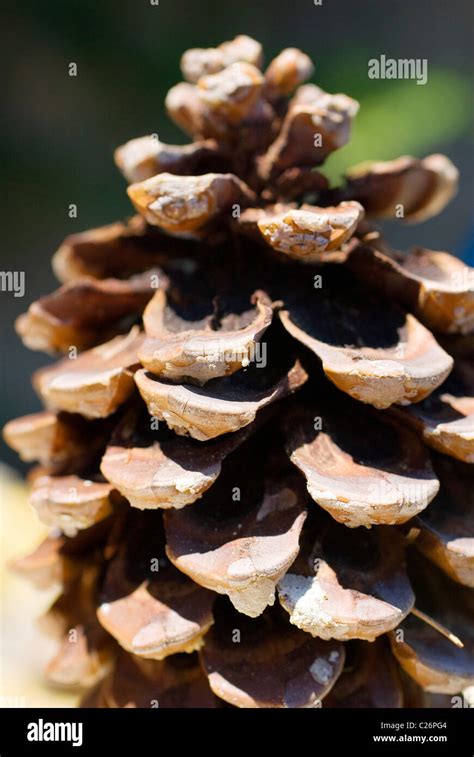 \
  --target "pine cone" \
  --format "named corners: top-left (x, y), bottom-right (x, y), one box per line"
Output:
top-left (4, 35), bottom-right (474, 709)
